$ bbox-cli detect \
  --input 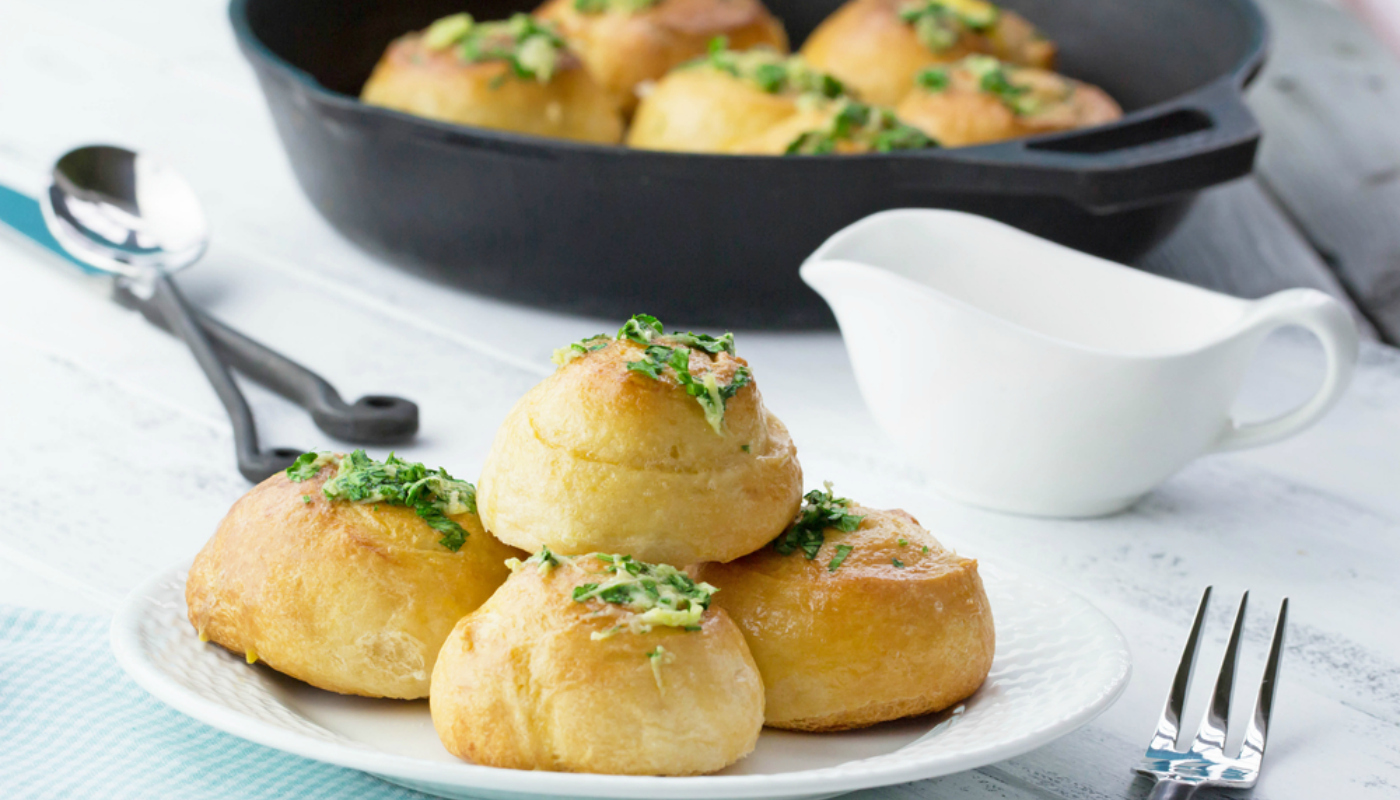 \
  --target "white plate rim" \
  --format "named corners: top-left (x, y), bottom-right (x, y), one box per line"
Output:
top-left (111, 560), bottom-right (1131, 799)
